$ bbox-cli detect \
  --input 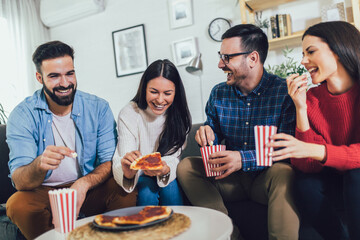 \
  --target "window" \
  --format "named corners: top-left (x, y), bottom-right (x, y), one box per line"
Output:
top-left (0, 17), bottom-right (18, 114)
